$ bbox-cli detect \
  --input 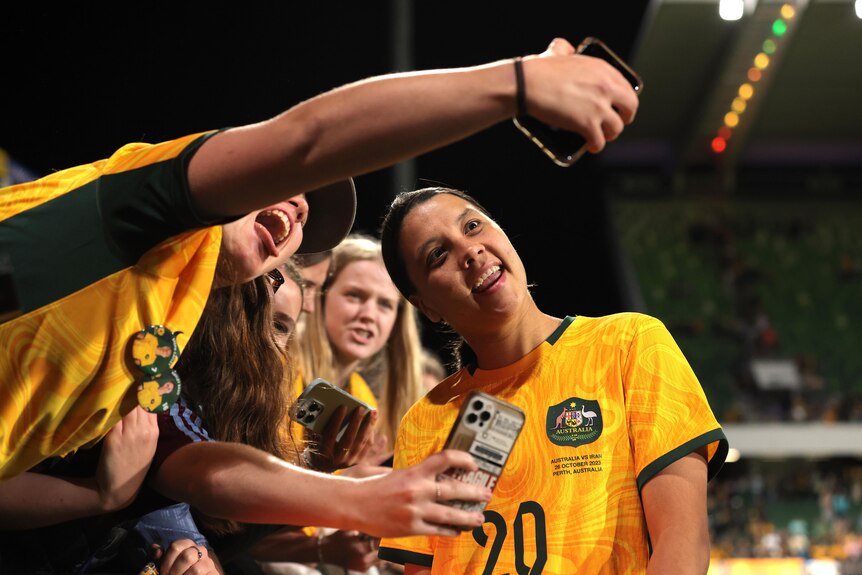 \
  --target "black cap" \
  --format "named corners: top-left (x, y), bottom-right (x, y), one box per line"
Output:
top-left (298, 178), bottom-right (356, 254)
